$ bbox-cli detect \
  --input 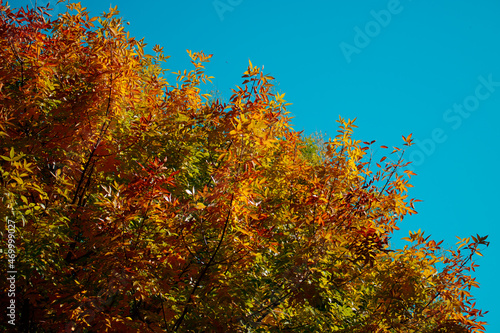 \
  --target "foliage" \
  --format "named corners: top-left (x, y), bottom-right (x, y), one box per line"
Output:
top-left (0, 1), bottom-right (489, 332)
